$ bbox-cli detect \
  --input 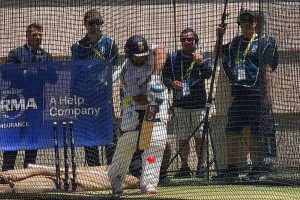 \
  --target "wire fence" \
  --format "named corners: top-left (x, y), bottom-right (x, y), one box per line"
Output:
top-left (0, 0), bottom-right (299, 199)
